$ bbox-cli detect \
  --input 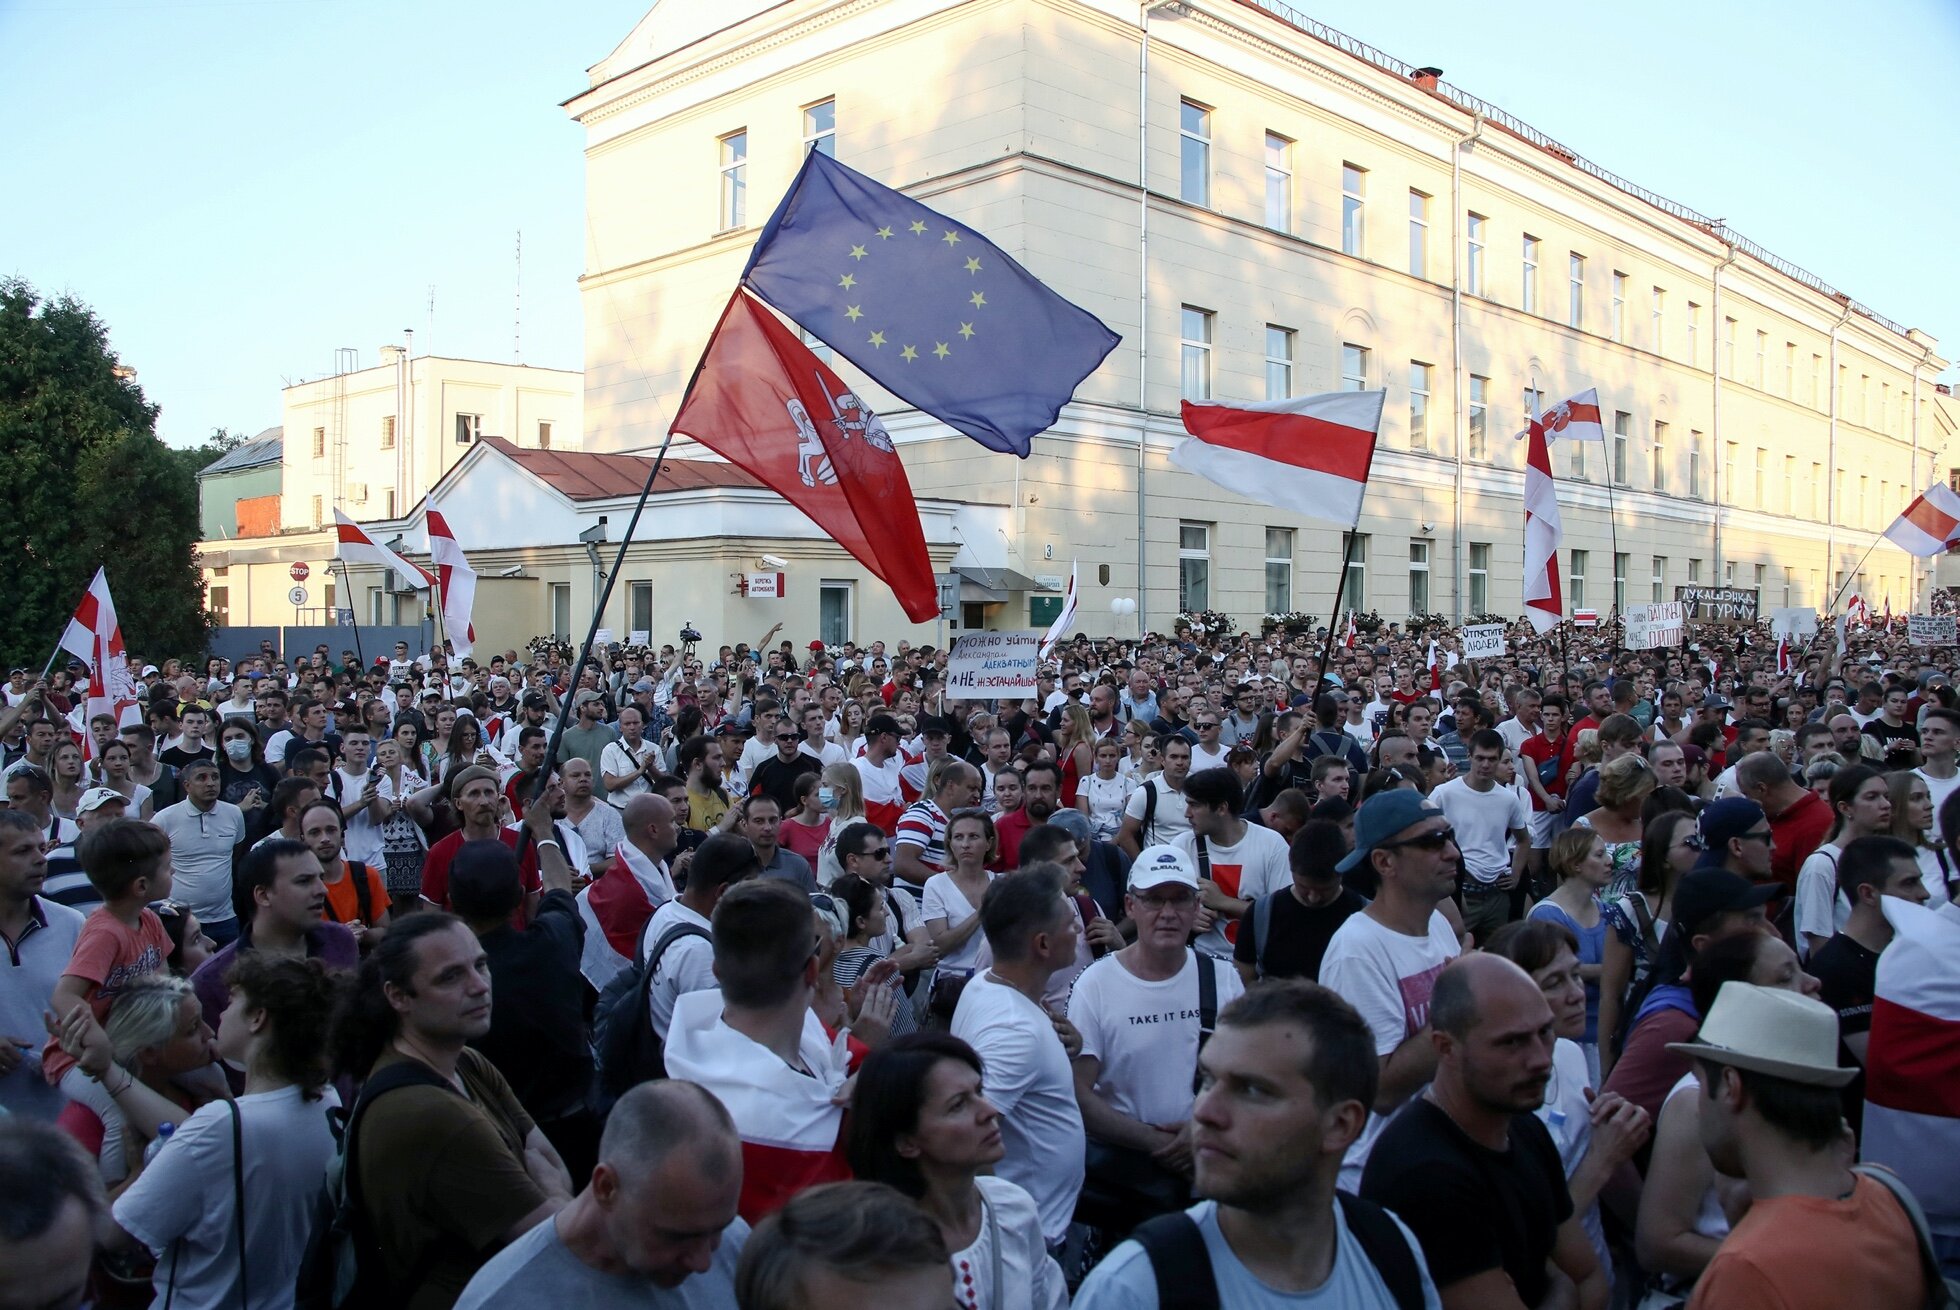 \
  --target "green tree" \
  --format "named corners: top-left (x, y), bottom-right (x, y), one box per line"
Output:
top-left (0, 278), bottom-right (208, 670)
